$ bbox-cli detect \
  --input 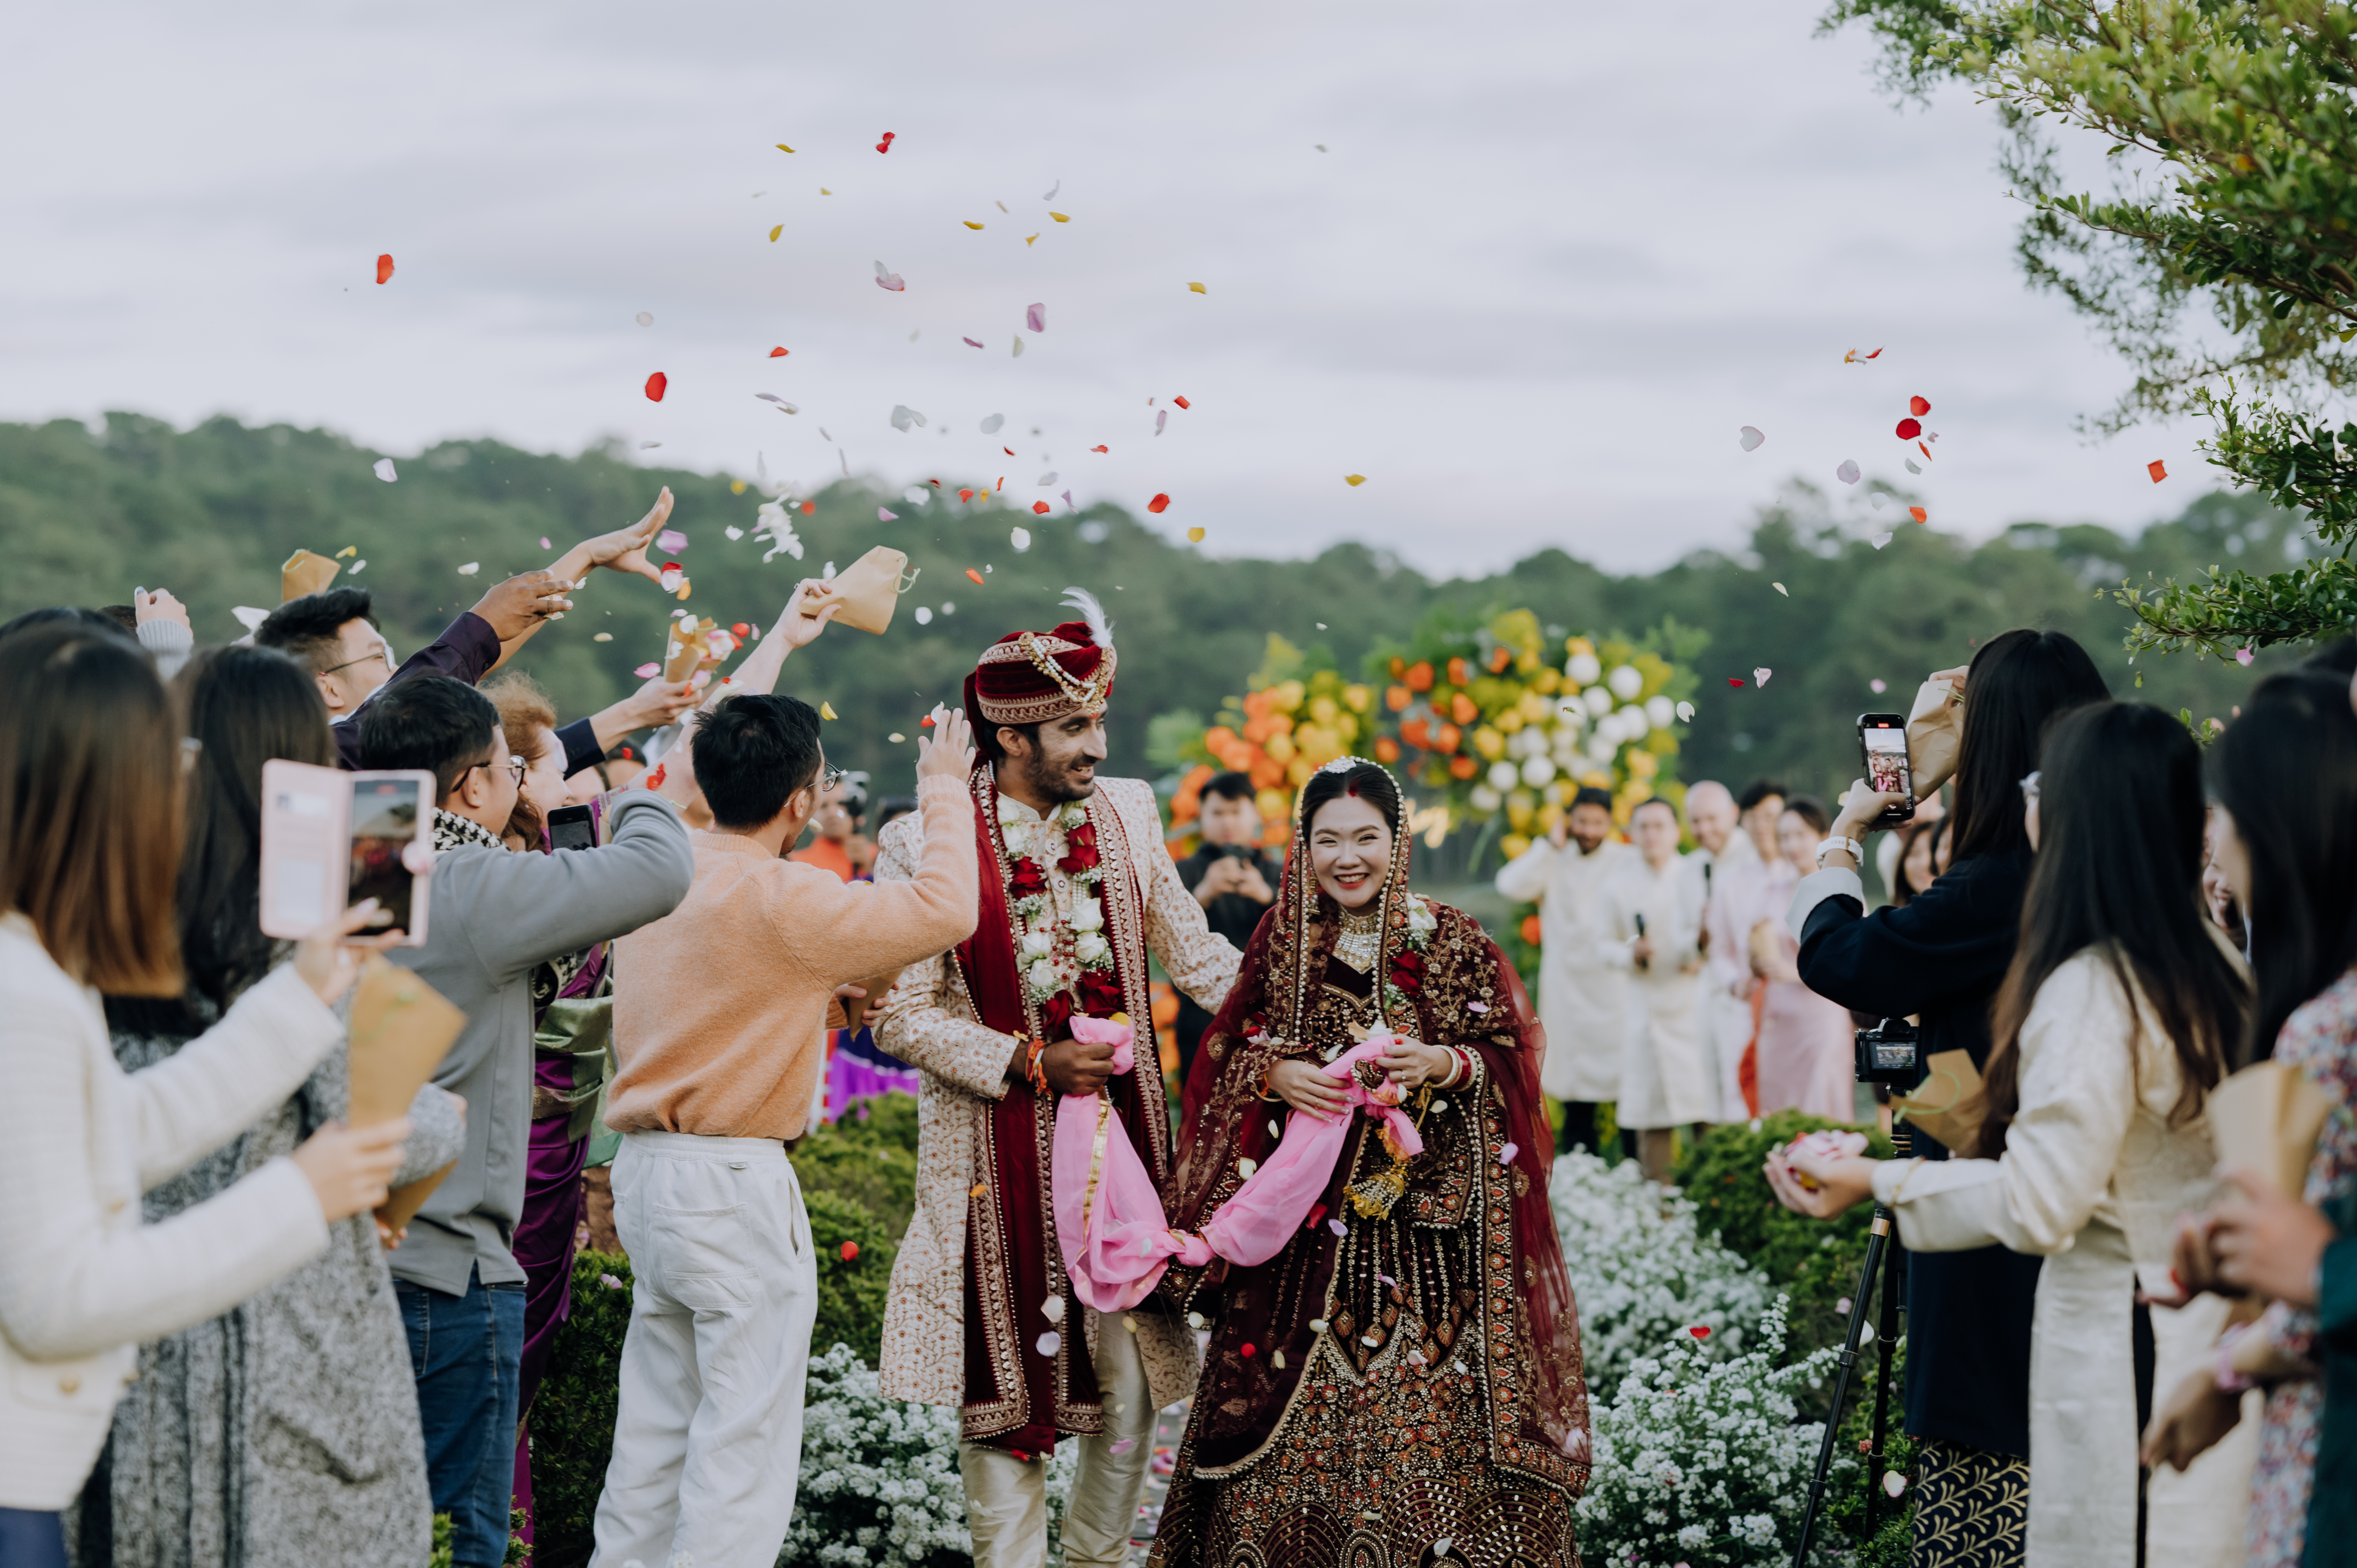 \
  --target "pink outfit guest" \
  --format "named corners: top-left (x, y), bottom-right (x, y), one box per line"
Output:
top-left (1754, 801), bottom-right (1857, 1123)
